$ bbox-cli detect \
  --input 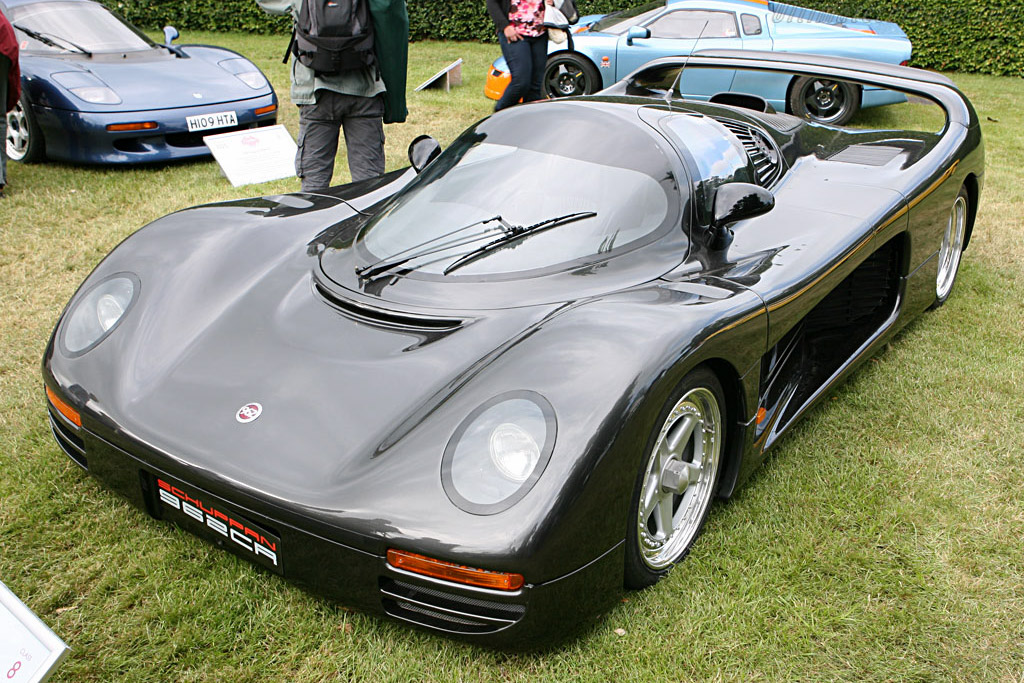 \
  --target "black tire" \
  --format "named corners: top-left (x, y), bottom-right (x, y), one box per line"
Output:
top-left (787, 76), bottom-right (860, 126)
top-left (6, 94), bottom-right (46, 163)
top-left (544, 53), bottom-right (601, 99)
top-left (930, 185), bottom-right (970, 309)
top-left (624, 367), bottom-right (726, 589)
